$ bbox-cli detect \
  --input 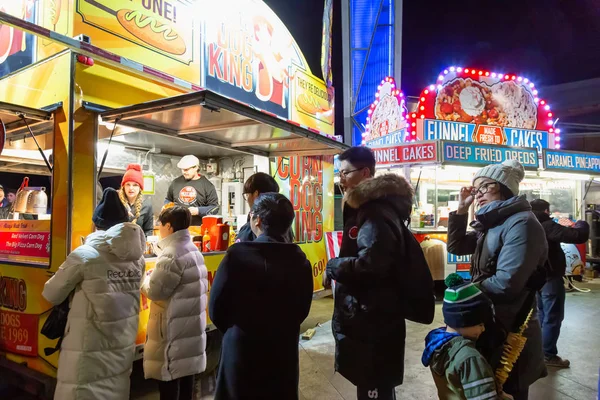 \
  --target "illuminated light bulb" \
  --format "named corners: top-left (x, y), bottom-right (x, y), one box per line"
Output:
top-left (533, 90), bottom-right (539, 95)
top-left (450, 67), bottom-right (456, 72)
top-left (420, 115), bottom-right (425, 119)
top-left (549, 128), bottom-right (554, 133)
top-left (485, 72), bottom-right (490, 76)
top-left (456, 67), bottom-right (462, 72)
top-left (529, 83), bottom-right (534, 88)
top-left (517, 77), bottom-right (523, 82)
top-left (385, 77), bottom-right (390, 82)
top-left (424, 90), bottom-right (429, 95)
top-left (391, 83), bottom-right (395, 88)
top-left (362, 132), bottom-right (368, 137)
top-left (368, 109), bottom-right (372, 114)
top-left (420, 106), bottom-right (425, 110)
top-left (412, 113), bottom-right (417, 118)
top-left (411, 122), bottom-right (416, 127)
top-left (540, 100), bottom-right (545, 105)
top-left (555, 136), bottom-right (561, 142)
top-left (504, 75), bottom-right (510, 80)
top-left (429, 85), bottom-right (435, 91)
top-left (420, 97), bottom-right (425, 101)
top-left (444, 69), bottom-right (449, 74)
top-left (555, 144), bottom-right (561, 149)
top-left (544, 105), bottom-right (550, 111)
top-left (556, 129), bottom-right (561, 134)
top-left (479, 71), bottom-right (483, 75)
top-left (437, 85), bottom-right (443, 90)
top-left (491, 73), bottom-right (497, 78)
top-left (472, 70), bottom-right (477, 75)
top-left (378, 86), bottom-right (382, 91)
top-left (375, 93), bottom-right (379, 97)
top-left (511, 76), bottom-right (516, 80)
top-left (465, 69), bottom-right (470, 73)
top-left (534, 98), bottom-right (539, 103)
top-left (374, 100), bottom-right (379, 104)
top-left (524, 78), bottom-right (529, 83)
top-left (547, 120), bottom-right (553, 126)
top-left (438, 75), bottom-right (444, 81)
